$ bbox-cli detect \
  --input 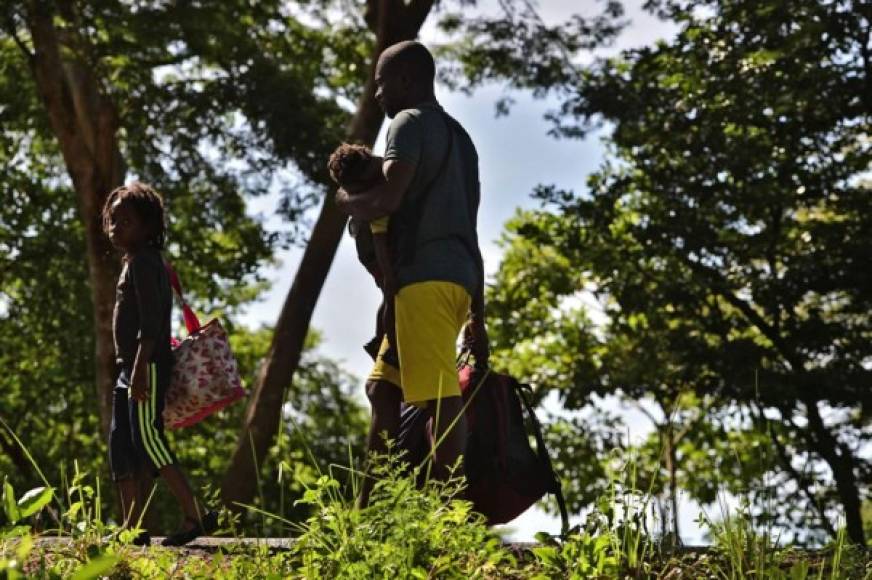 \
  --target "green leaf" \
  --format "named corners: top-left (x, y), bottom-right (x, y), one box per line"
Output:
top-left (532, 545), bottom-right (559, 566)
top-left (0, 525), bottom-right (31, 540)
top-left (789, 560), bottom-right (809, 580)
top-left (70, 554), bottom-right (120, 580)
top-left (742, 49), bottom-right (780, 69)
top-left (3, 479), bottom-right (20, 523)
top-left (534, 530), bottom-right (559, 546)
top-left (17, 486), bottom-right (53, 518)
